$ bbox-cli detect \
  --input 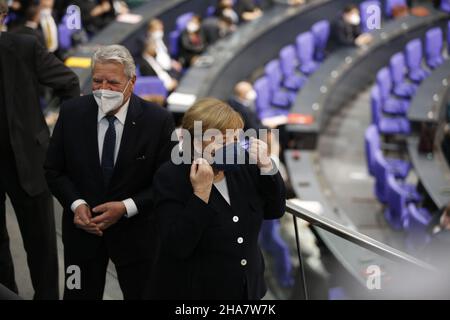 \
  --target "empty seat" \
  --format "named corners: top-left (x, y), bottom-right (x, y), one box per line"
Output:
top-left (365, 125), bottom-right (411, 179)
top-left (279, 45), bottom-right (308, 91)
top-left (254, 77), bottom-right (288, 120)
top-left (389, 52), bottom-right (417, 99)
top-left (376, 67), bottom-right (410, 115)
top-left (425, 27), bottom-right (444, 69)
top-left (134, 76), bottom-right (168, 98)
top-left (384, 173), bottom-right (411, 230)
top-left (441, 0), bottom-right (450, 13)
top-left (295, 31), bottom-right (319, 75)
top-left (385, 0), bottom-right (407, 18)
top-left (370, 85), bottom-right (411, 135)
top-left (405, 39), bottom-right (430, 83)
top-left (360, 0), bottom-right (381, 33)
top-left (311, 20), bottom-right (330, 62)
top-left (264, 60), bottom-right (296, 109)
